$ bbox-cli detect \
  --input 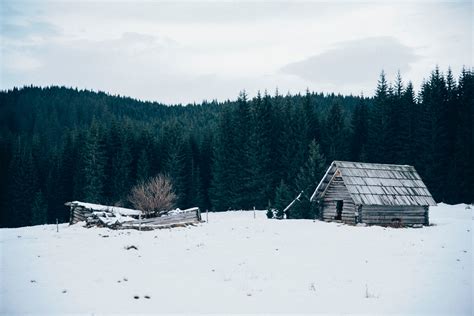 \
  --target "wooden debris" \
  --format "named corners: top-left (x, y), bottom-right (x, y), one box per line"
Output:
top-left (66, 201), bottom-right (201, 230)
